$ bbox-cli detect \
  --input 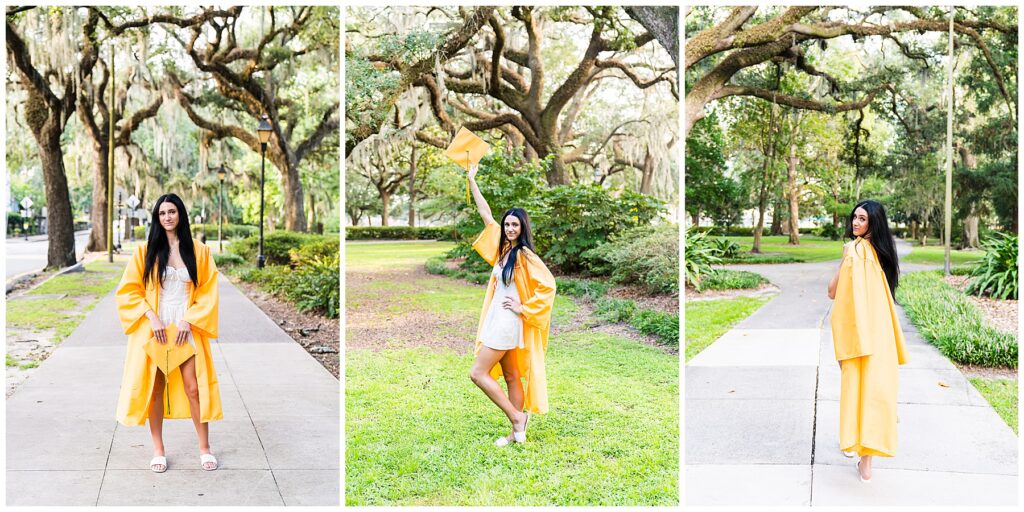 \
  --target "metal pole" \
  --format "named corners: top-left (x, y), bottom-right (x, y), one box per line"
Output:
top-left (107, 43), bottom-right (115, 263)
top-left (943, 6), bottom-right (954, 275)
top-left (258, 144), bottom-right (266, 268)
top-left (219, 178), bottom-right (224, 254)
